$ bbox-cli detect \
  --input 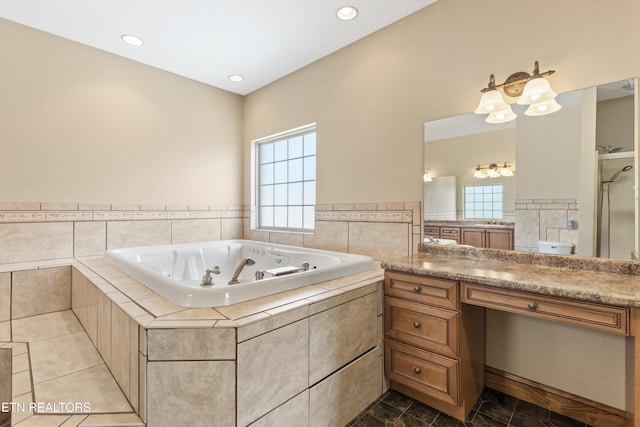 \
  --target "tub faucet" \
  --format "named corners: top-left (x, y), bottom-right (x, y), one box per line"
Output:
top-left (200, 265), bottom-right (220, 287)
top-left (228, 257), bottom-right (255, 285)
